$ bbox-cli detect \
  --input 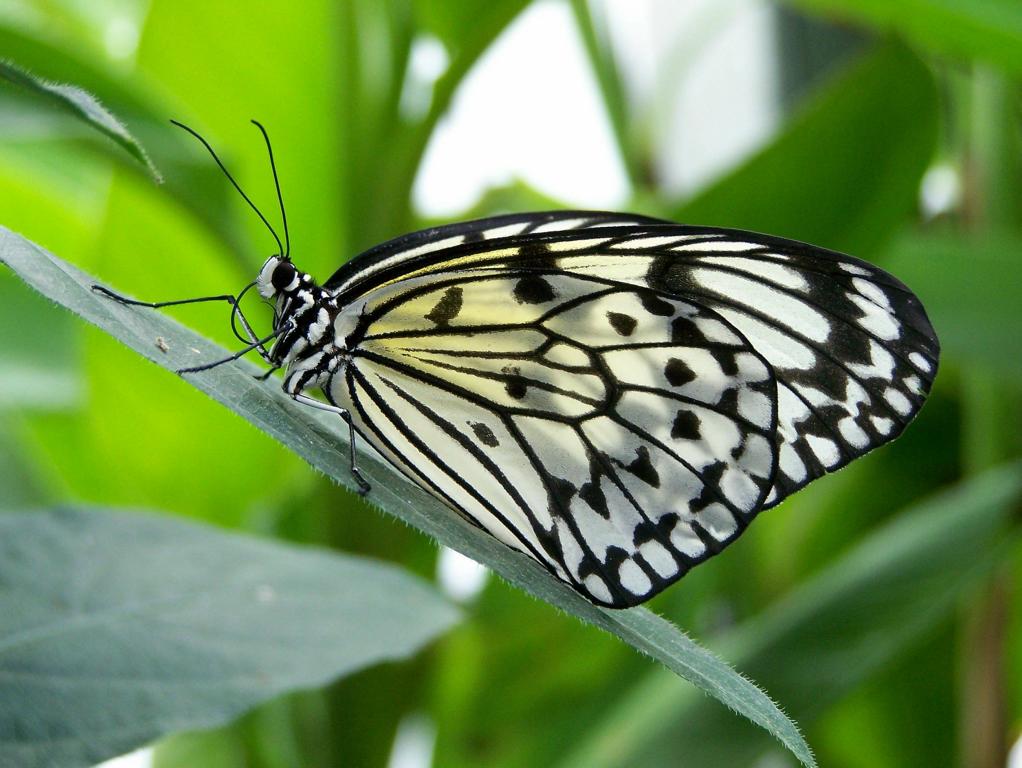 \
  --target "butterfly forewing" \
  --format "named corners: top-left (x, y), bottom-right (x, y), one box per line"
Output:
top-left (317, 213), bottom-right (938, 606)
top-left (325, 210), bottom-right (671, 298)
top-left (534, 233), bottom-right (940, 505)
